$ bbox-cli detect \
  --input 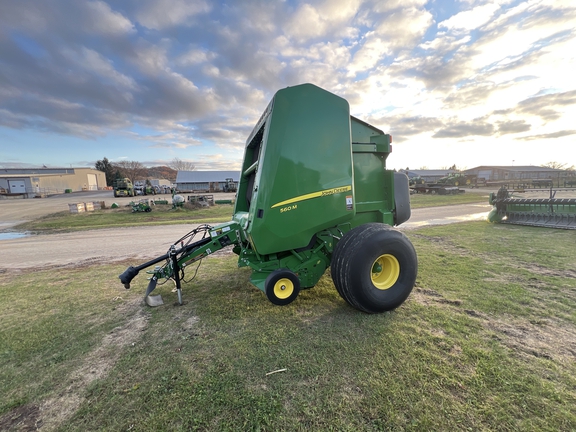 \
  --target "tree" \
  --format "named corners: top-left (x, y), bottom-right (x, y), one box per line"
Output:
top-left (542, 161), bottom-right (574, 170)
top-left (169, 157), bottom-right (196, 172)
top-left (94, 157), bottom-right (115, 187)
top-left (114, 160), bottom-right (147, 184)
